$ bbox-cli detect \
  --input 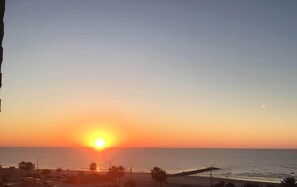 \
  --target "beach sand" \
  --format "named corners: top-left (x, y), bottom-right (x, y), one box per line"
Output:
top-left (0, 168), bottom-right (280, 187)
